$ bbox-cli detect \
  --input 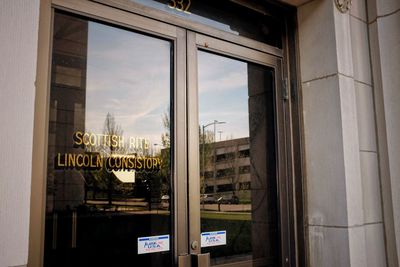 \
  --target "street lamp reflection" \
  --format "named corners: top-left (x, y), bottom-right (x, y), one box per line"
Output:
top-left (201, 120), bottom-right (226, 201)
